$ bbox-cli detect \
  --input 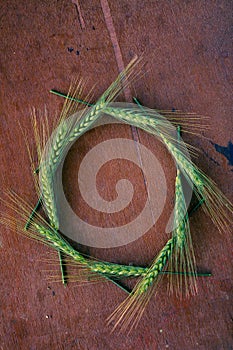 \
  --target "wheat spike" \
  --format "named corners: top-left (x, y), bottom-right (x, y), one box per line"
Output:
top-left (39, 58), bottom-right (141, 228)
top-left (107, 238), bottom-right (174, 332)
top-left (168, 168), bottom-right (197, 298)
top-left (103, 105), bottom-right (233, 233)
